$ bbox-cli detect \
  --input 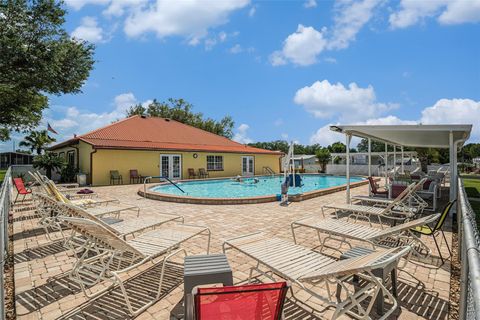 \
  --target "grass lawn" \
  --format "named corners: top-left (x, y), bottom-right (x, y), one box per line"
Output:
top-left (463, 178), bottom-right (480, 198)
top-left (463, 178), bottom-right (480, 228)
top-left (0, 170), bottom-right (5, 183)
